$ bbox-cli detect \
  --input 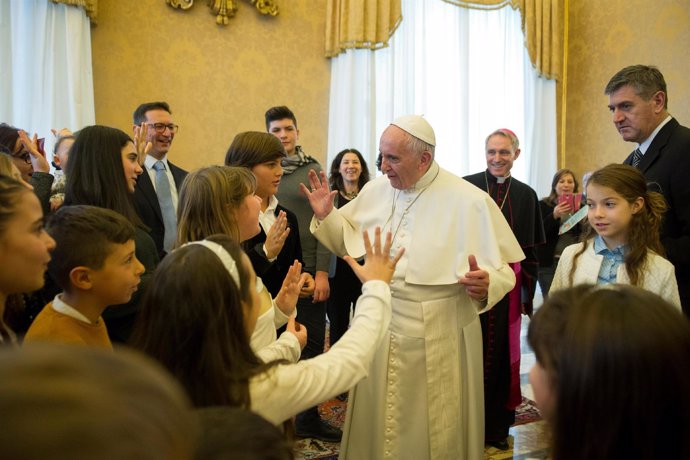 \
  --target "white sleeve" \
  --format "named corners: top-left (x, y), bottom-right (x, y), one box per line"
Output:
top-left (249, 280), bottom-right (391, 425)
top-left (249, 306), bottom-right (277, 353)
top-left (310, 208), bottom-right (365, 259)
top-left (255, 331), bottom-right (302, 364)
top-left (272, 298), bottom-right (292, 329)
